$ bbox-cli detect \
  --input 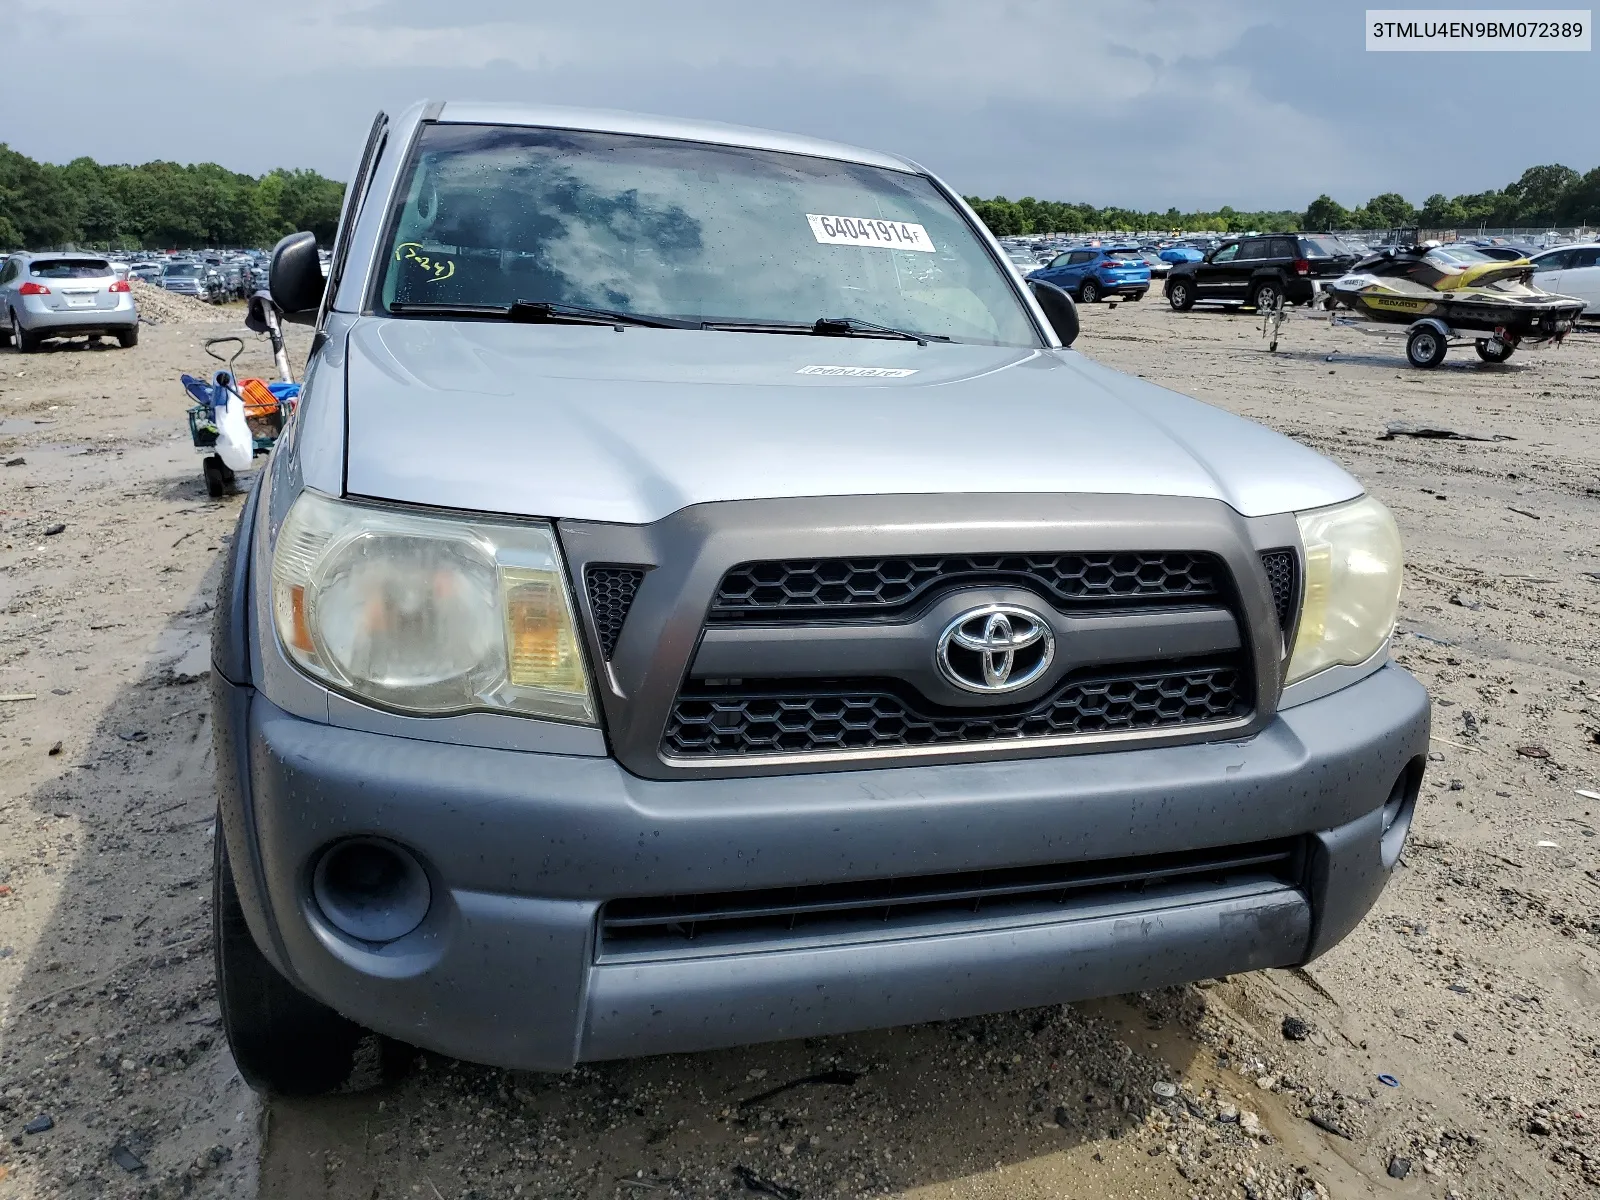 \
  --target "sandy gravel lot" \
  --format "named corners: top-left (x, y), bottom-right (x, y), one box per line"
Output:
top-left (0, 299), bottom-right (1597, 1200)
